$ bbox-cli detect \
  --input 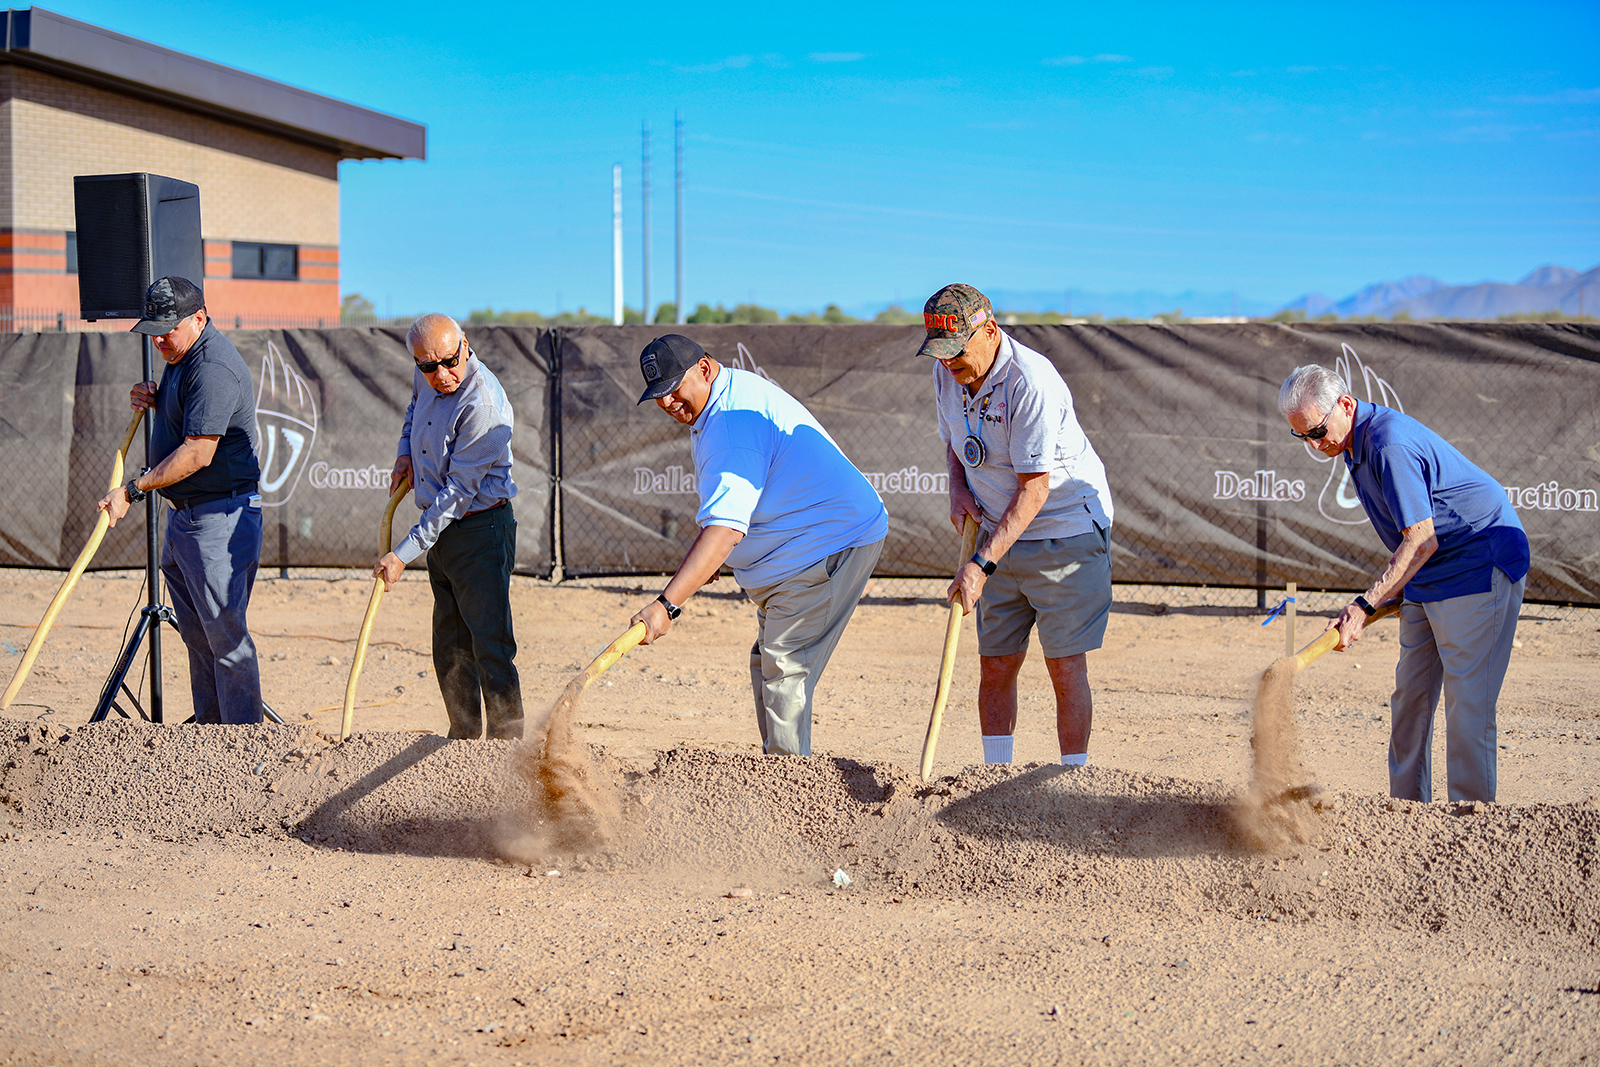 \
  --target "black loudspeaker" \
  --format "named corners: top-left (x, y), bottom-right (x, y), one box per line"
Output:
top-left (73, 173), bottom-right (203, 321)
